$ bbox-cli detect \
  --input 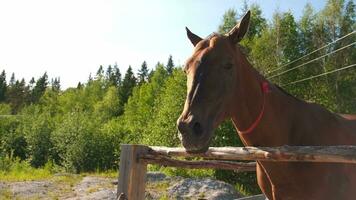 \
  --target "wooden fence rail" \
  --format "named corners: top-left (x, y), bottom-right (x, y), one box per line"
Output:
top-left (117, 144), bottom-right (356, 200)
